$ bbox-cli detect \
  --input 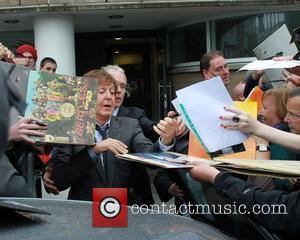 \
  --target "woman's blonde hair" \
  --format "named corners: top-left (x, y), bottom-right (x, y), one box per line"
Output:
top-left (262, 88), bottom-right (290, 120)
